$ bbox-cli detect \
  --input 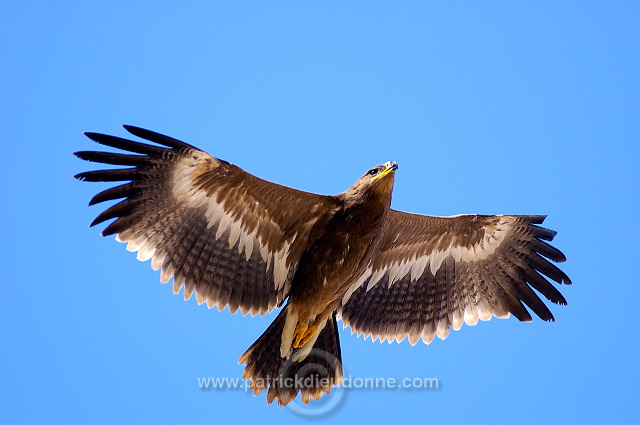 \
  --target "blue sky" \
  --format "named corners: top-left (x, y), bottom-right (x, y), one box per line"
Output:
top-left (2, 2), bottom-right (638, 424)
